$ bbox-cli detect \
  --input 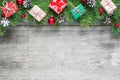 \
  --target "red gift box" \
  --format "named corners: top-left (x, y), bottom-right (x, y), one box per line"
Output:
top-left (1, 1), bottom-right (18, 18)
top-left (49, 0), bottom-right (67, 14)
